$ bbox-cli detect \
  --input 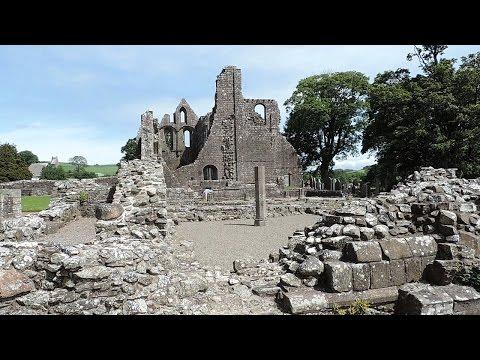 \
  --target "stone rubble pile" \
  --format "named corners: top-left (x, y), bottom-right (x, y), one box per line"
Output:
top-left (264, 167), bottom-right (480, 313)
